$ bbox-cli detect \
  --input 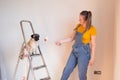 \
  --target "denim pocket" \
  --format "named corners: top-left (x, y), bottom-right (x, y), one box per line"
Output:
top-left (82, 45), bottom-right (90, 54)
top-left (81, 46), bottom-right (87, 54)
